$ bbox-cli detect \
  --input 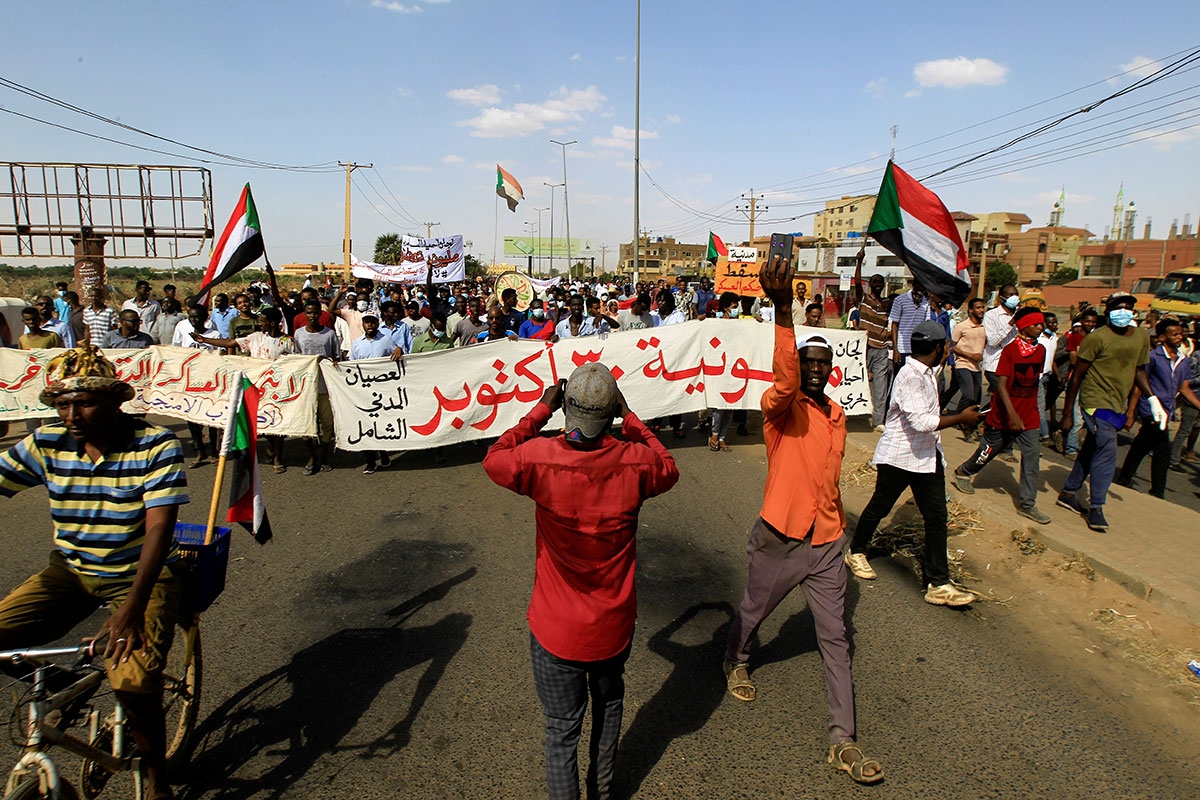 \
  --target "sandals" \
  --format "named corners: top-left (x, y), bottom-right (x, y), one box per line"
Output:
top-left (709, 435), bottom-right (720, 451)
top-left (273, 464), bottom-right (287, 474)
top-left (828, 742), bottom-right (884, 784)
top-left (722, 660), bottom-right (755, 702)
top-left (717, 440), bottom-right (731, 452)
